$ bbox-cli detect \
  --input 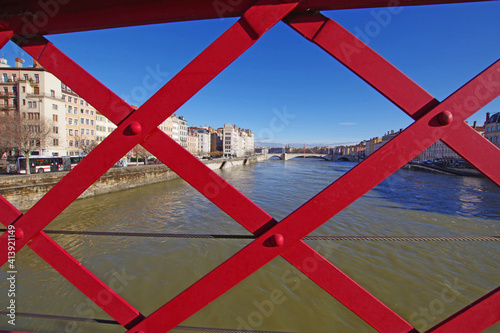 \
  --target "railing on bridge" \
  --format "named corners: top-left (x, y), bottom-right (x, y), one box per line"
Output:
top-left (0, 1), bottom-right (499, 332)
